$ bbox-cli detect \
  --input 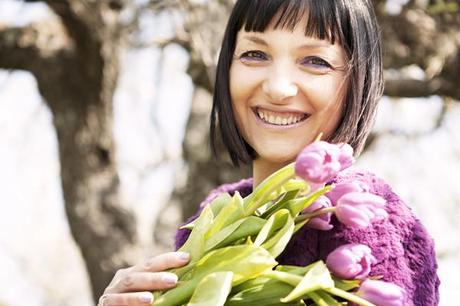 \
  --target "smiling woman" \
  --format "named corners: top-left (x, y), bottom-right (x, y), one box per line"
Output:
top-left (99, 1), bottom-right (440, 305)
top-left (230, 24), bottom-right (348, 184)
